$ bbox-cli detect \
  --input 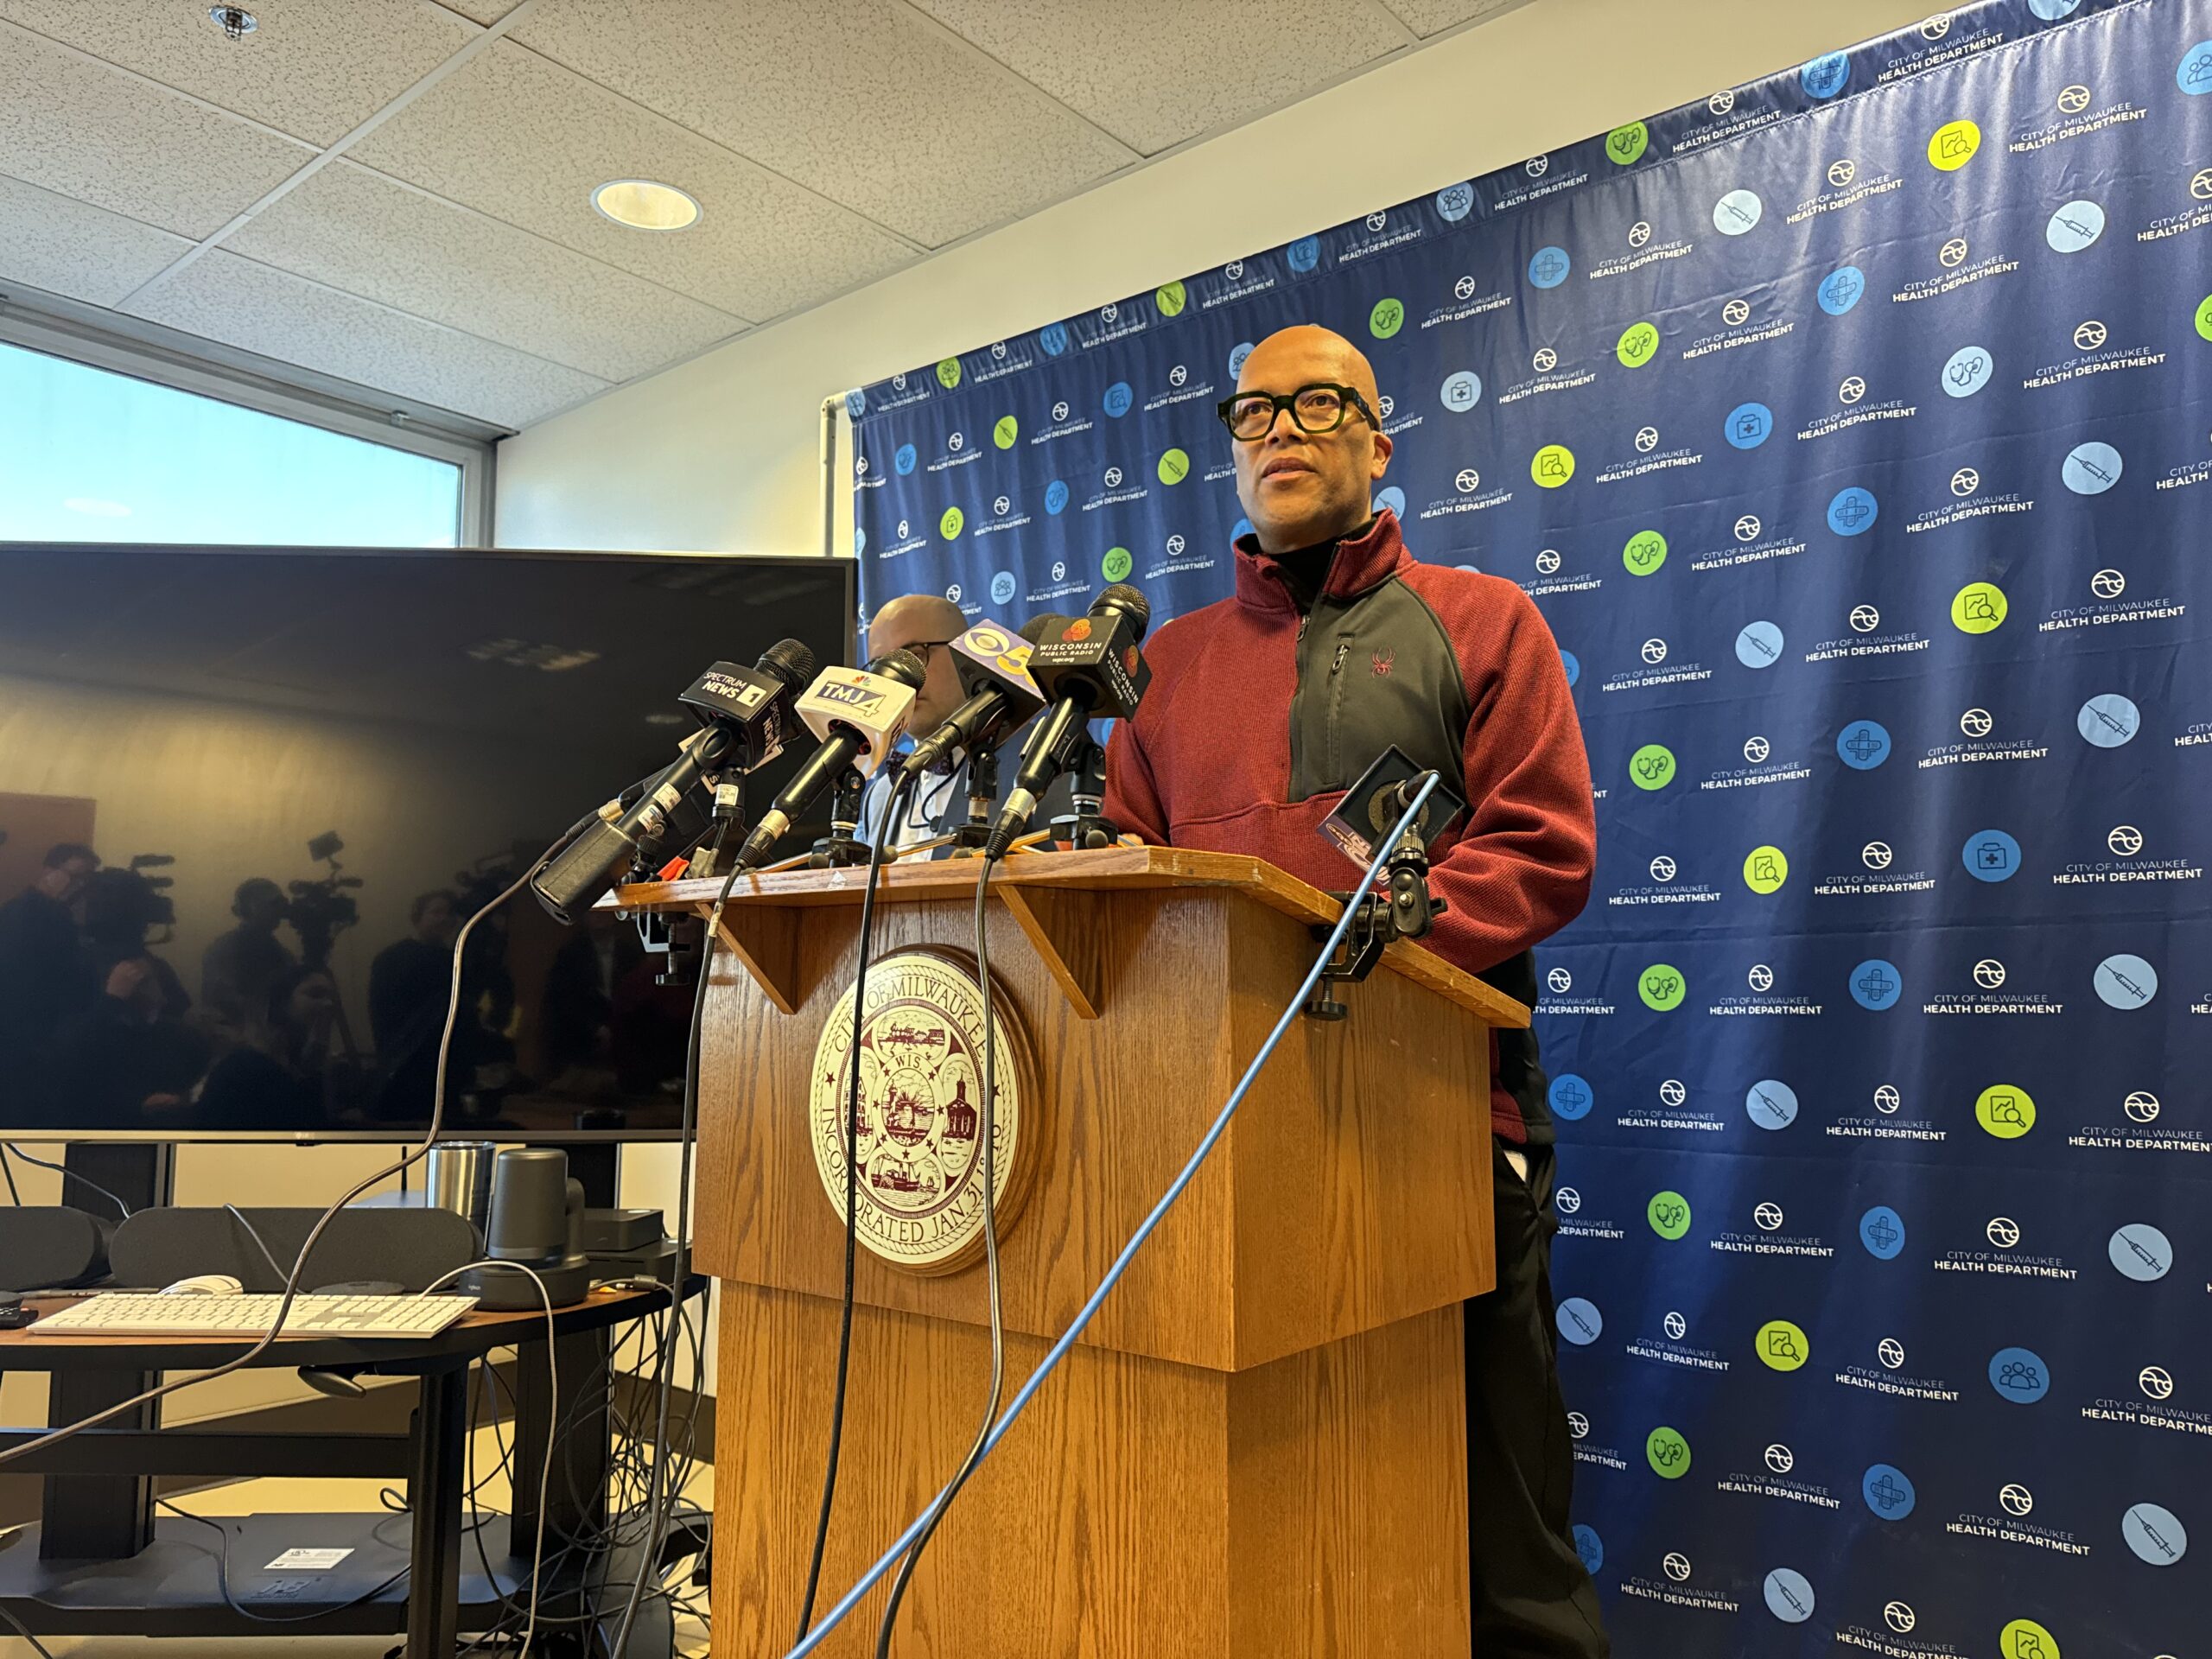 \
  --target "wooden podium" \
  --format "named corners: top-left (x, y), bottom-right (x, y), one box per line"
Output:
top-left (618, 847), bottom-right (1528, 1657)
